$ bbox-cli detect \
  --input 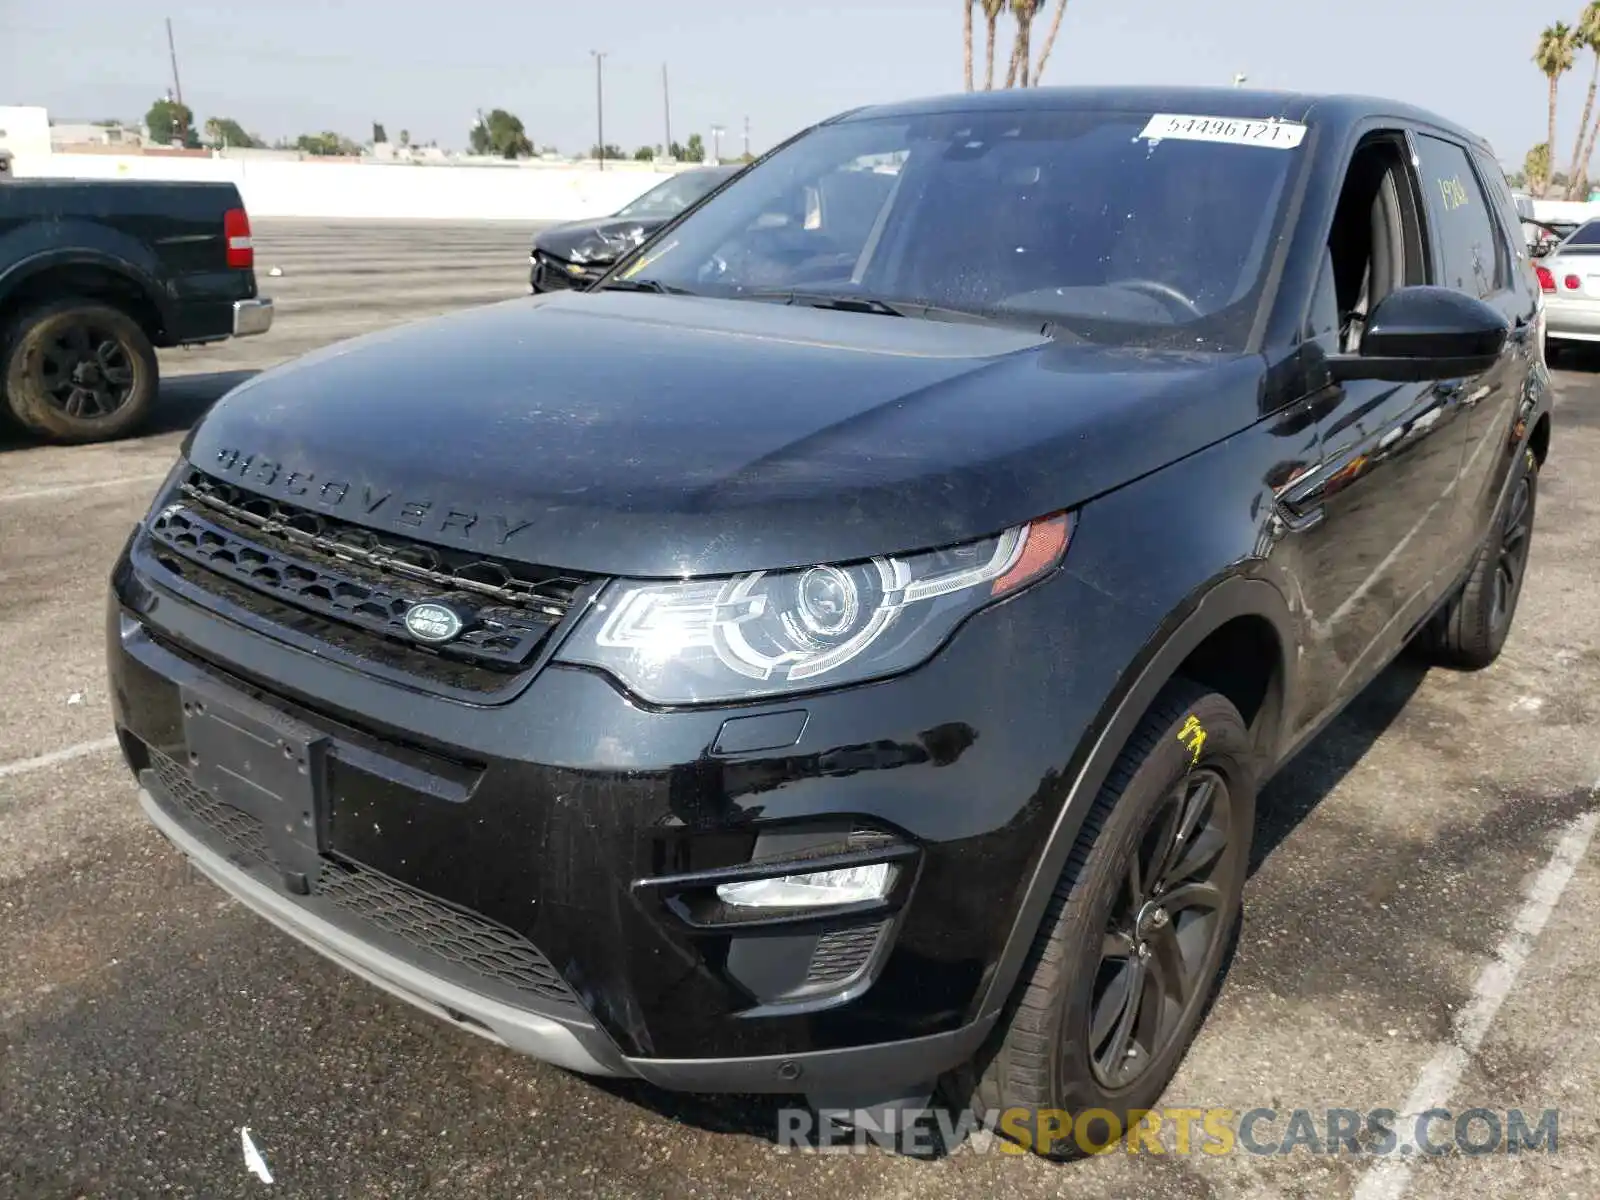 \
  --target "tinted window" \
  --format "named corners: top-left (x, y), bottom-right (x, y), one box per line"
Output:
top-left (616, 170), bottom-right (734, 219)
top-left (621, 110), bottom-right (1303, 351)
top-left (1413, 134), bottom-right (1507, 298)
top-left (1562, 219), bottom-right (1600, 246)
